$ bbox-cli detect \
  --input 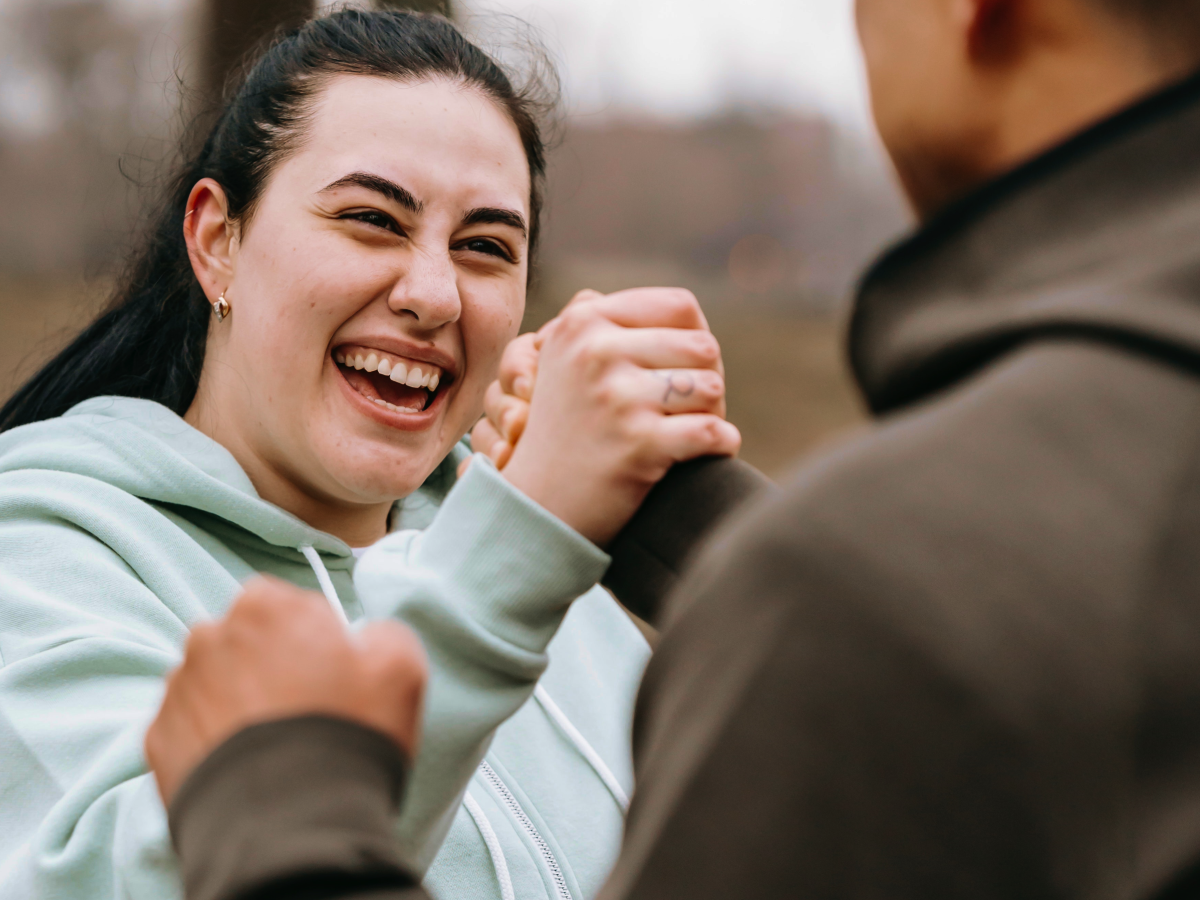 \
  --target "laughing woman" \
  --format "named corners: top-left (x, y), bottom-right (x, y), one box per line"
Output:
top-left (0, 10), bottom-right (737, 900)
